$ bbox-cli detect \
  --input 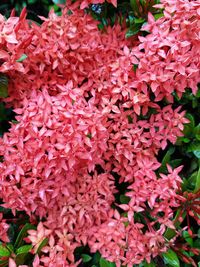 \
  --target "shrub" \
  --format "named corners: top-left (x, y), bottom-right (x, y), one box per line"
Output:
top-left (0, 0), bottom-right (199, 266)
